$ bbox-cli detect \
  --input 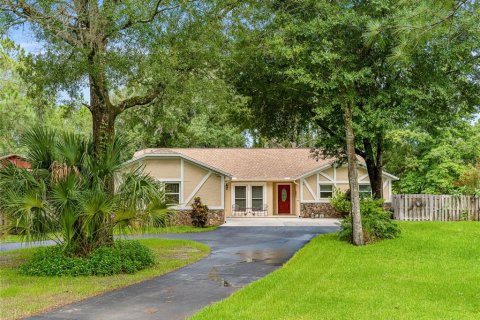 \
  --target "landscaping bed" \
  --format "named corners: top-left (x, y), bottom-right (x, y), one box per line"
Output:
top-left (0, 238), bottom-right (209, 320)
top-left (192, 222), bottom-right (480, 320)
